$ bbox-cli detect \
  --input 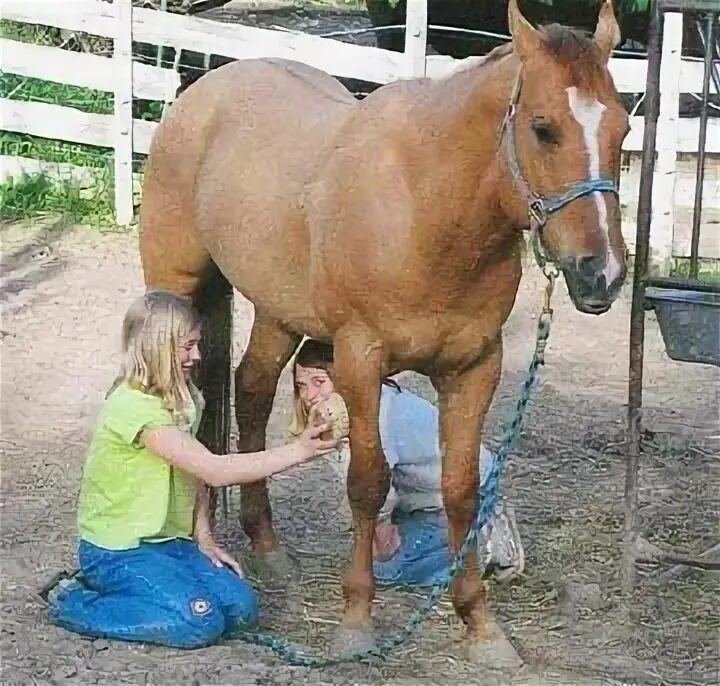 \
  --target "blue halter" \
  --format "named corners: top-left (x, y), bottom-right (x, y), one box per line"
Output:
top-left (499, 71), bottom-right (620, 265)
